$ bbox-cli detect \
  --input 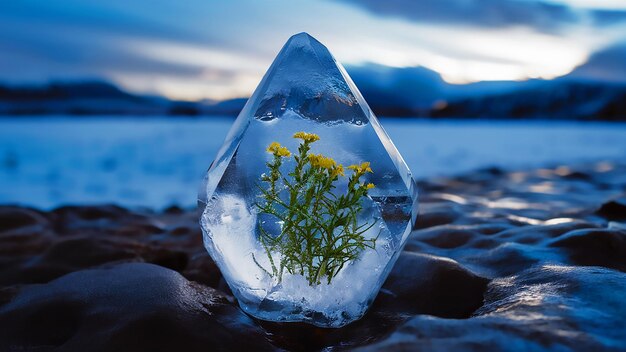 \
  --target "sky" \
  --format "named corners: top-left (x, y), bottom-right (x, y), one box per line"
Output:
top-left (1, 0), bottom-right (626, 101)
